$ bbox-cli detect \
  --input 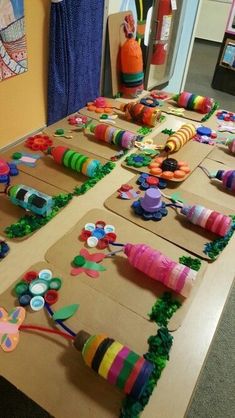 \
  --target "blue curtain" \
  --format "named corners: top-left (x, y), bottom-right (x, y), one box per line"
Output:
top-left (47, 0), bottom-right (105, 125)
